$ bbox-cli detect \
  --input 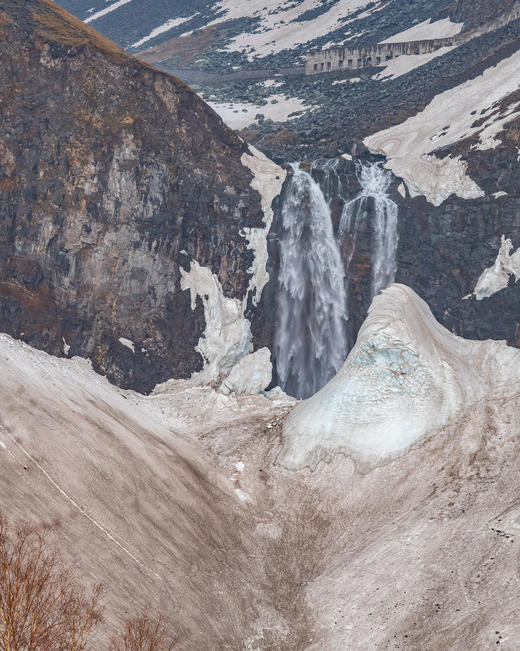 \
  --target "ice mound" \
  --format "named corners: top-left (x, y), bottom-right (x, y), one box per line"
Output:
top-left (280, 284), bottom-right (520, 469)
